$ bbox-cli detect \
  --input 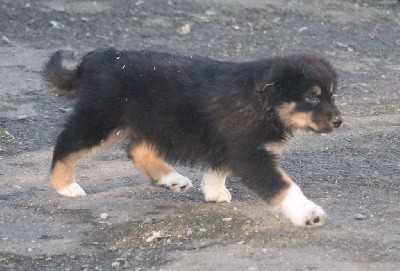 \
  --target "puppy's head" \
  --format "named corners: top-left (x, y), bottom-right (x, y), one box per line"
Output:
top-left (262, 54), bottom-right (342, 133)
